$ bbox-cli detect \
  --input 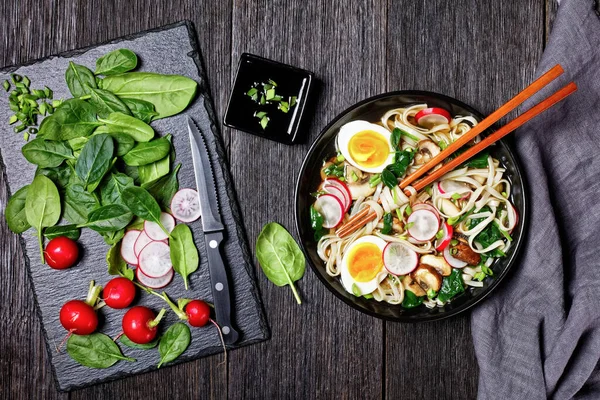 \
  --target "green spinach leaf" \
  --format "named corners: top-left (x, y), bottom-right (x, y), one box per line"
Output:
top-left (402, 290), bottom-right (424, 308)
top-left (122, 98), bottom-right (159, 123)
top-left (169, 224), bottom-right (199, 290)
top-left (468, 206), bottom-right (505, 257)
top-left (122, 136), bottom-right (170, 166)
top-left (44, 224), bottom-right (81, 240)
top-left (22, 138), bottom-right (74, 168)
top-left (437, 269), bottom-right (465, 303)
top-left (98, 112), bottom-right (154, 142)
top-left (5, 185), bottom-right (31, 234)
top-left (25, 175), bottom-right (61, 262)
top-left (120, 335), bottom-right (158, 349)
top-left (309, 205), bottom-right (327, 241)
top-left (88, 87), bottom-right (131, 118)
top-left (157, 323), bottom-right (191, 368)
top-left (391, 128), bottom-right (402, 149)
top-left (145, 164), bottom-right (180, 209)
top-left (65, 61), bottom-right (97, 97)
top-left (63, 182), bottom-right (100, 224)
top-left (107, 241), bottom-right (134, 279)
top-left (36, 163), bottom-right (72, 190)
top-left (99, 172), bottom-right (134, 206)
top-left (139, 135), bottom-right (171, 185)
top-left (110, 133), bottom-right (135, 157)
top-left (75, 134), bottom-right (114, 189)
top-left (101, 229), bottom-right (125, 246)
top-left (66, 332), bottom-right (135, 369)
top-left (37, 99), bottom-right (100, 141)
top-left (381, 212), bottom-right (393, 234)
top-left (81, 204), bottom-right (132, 232)
top-left (383, 150), bottom-right (415, 188)
top-left (95, 49), bottom-right (138, 76)
top-left (121, 186), bottom-right (164, 228)
top-left (256, 222), bottom-right (305, 304)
